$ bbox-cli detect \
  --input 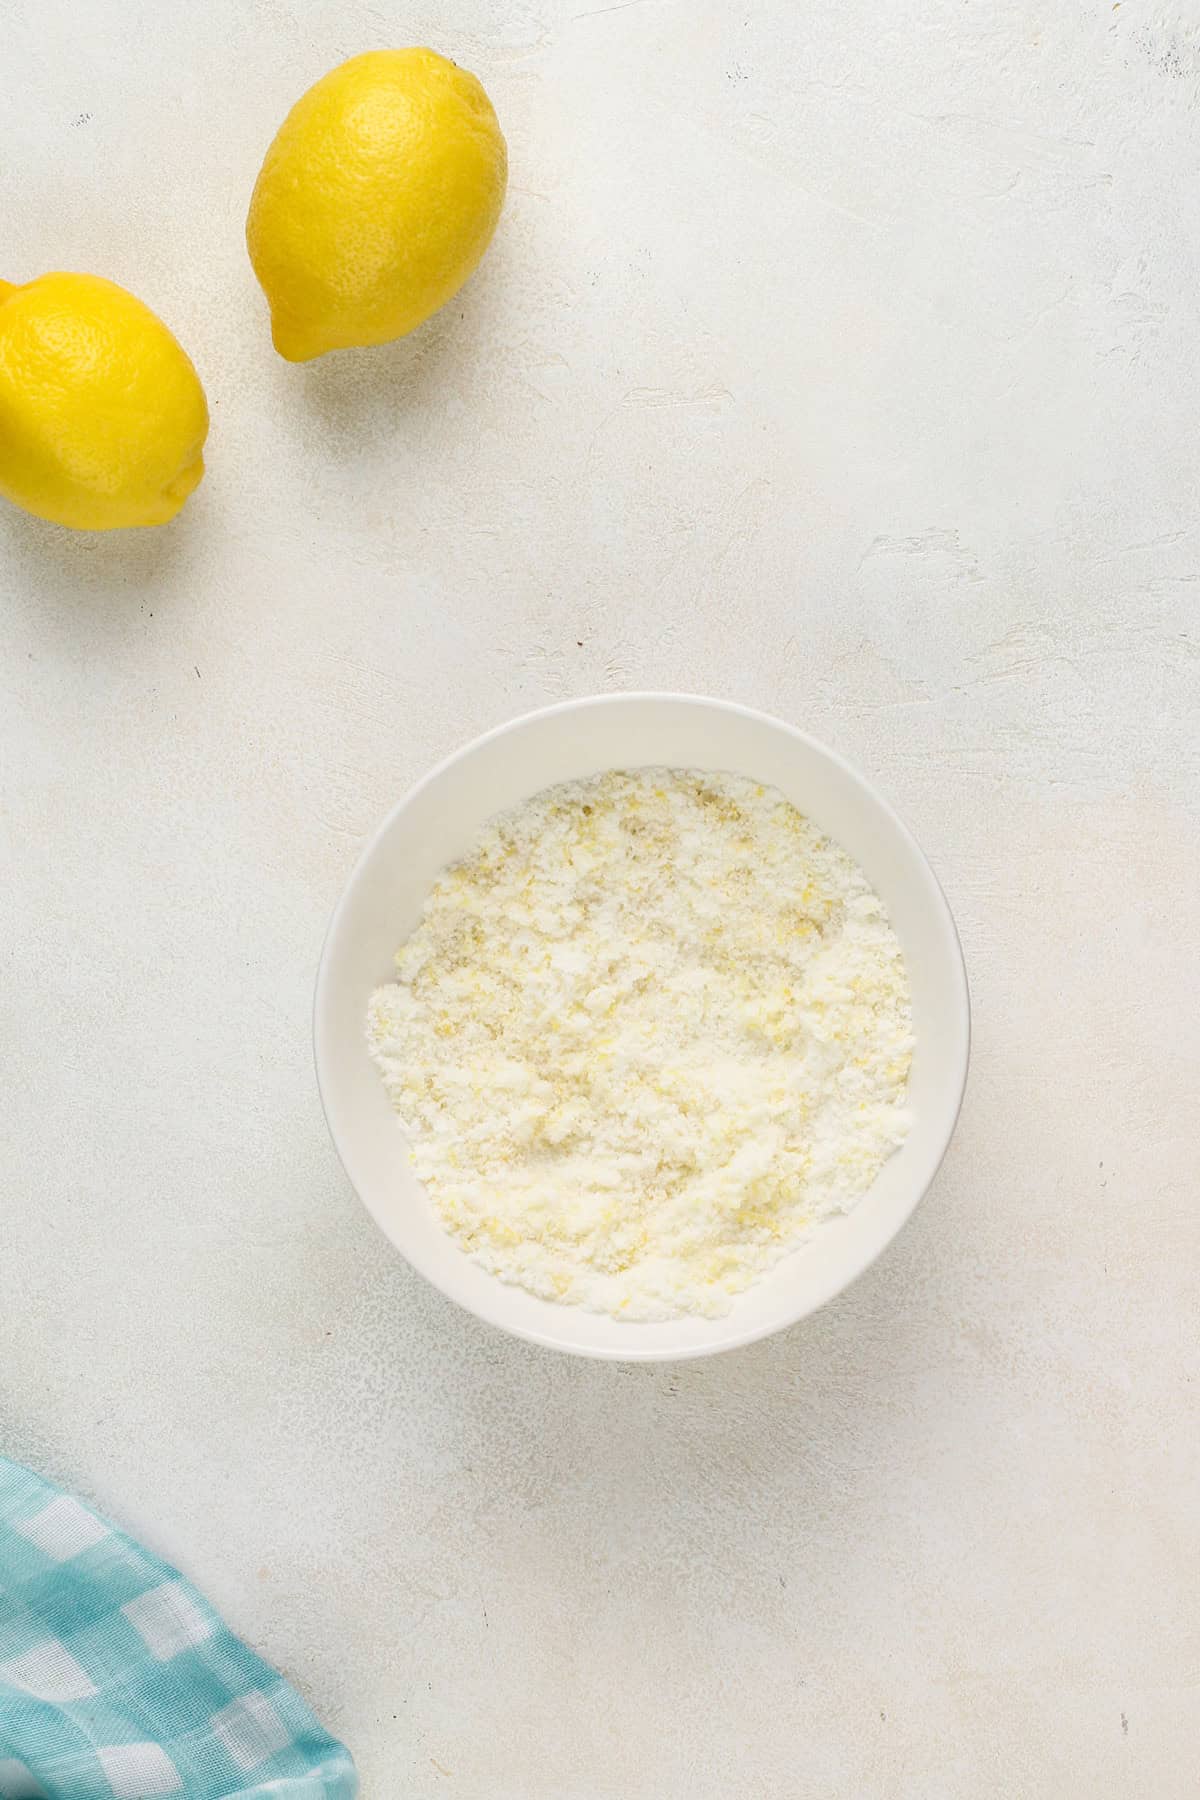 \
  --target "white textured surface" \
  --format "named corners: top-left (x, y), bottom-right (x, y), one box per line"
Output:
top-left (1, 1), bottom-right (1197, 1794)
